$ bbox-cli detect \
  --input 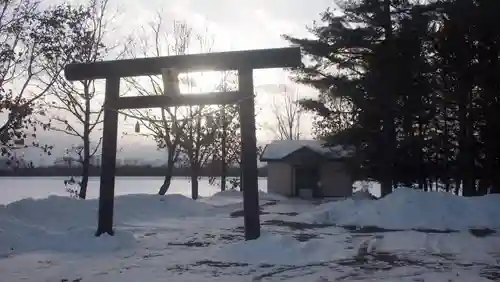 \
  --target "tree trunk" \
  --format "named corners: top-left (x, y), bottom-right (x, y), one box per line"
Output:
top-left (458, 86), bottom-right (475, 197)
top-left (477, 178), bottom-right (489, 196)
top-left (482, 38), bottom-right (500, 194)
top-left (491, 181), bottom-right (500, 194)
top-left (379, 0), bottom-right (395, 198)
top-left (220, 159), bottom-right (226, 191)
top-left (78, 94), bottom-right (91, 199)
top-left (158, 165), bottom-right (174, 195)
top-left (483, 114), bottom-right (497, 195)
top-left (79, 155), bottom-right (89, 199)
top-left (443, 101), bottom-right (450, 193)
top-left (444, 178), bottom-right (450, 193)
top-left (417, 120), bottom-right (425, 191)
top-left (158, 152), bottom-right (175, 195)
top-left (191, 166), bottom-right (199, 200)
top-left (380, 106), bottom-right (396, 197)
